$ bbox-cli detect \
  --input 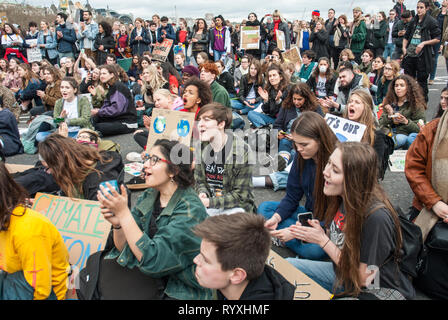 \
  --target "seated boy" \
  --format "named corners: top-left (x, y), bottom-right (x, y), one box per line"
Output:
top-left (194, 103), bottom-right (256, 215)
top-left (193, 213), bottom-right (295, 300)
